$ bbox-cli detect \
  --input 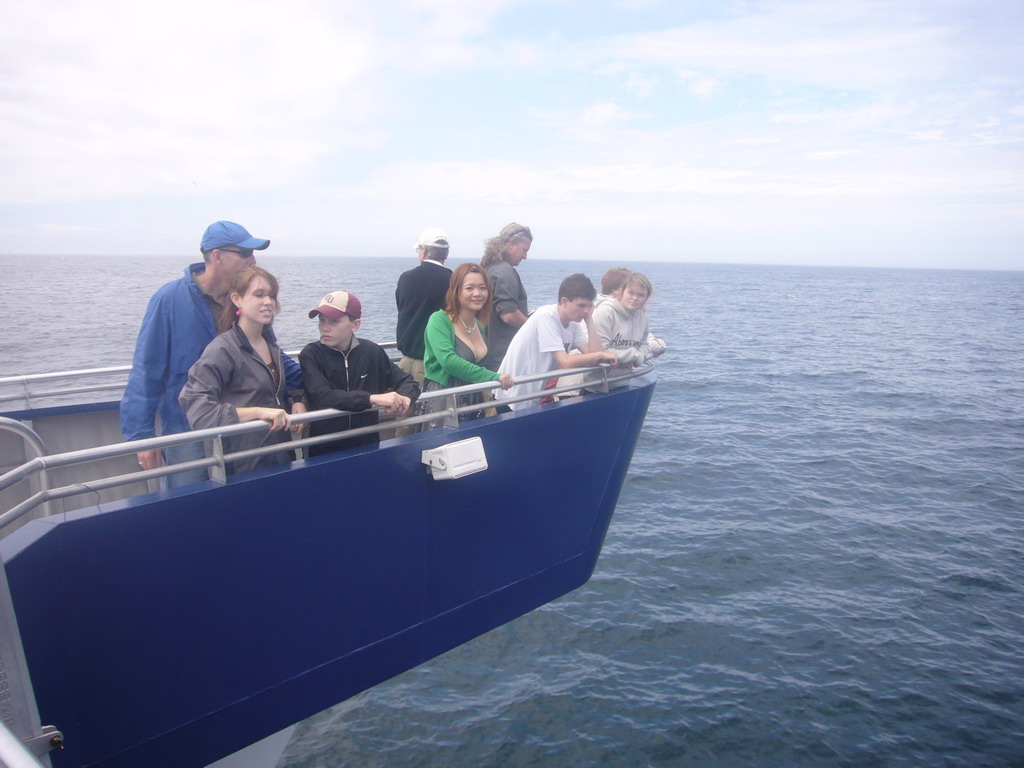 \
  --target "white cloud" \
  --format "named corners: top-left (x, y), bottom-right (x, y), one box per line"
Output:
top-left (391, 0), bottom-right (520, 68)
top-left (39, 222), bottom-right (98, 234)
top-left (356, 156), bottom-right (919, 203)
top-left (578, 101), bottom-right (635, 127)
top-left (528, 100), bottom-right (643, 145)
top-left (804, 150), bottom-right (856, 160)
top-left (587, 2), bottom-right (962, 92)
top-left (625, 72), bottom-right (657, 98)
top-left (0, 0), bottom-right (1021, 268)
top-left (0, 0), bottom-right (382, 203)
top-left (687, 76), bottom-right (720, 99)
